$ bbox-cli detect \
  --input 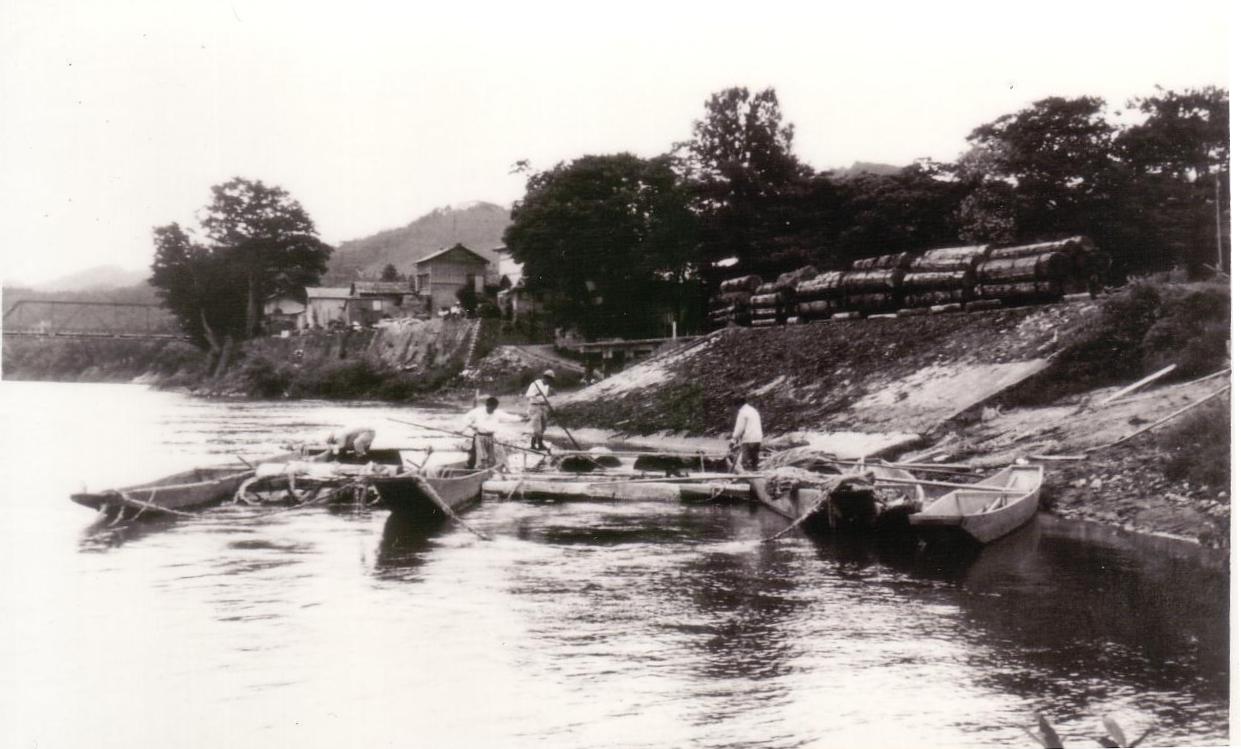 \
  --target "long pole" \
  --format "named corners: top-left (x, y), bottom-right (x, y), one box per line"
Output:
top-left (386, 417), bottom-right (547, 457)
top-left (536, 387), bottom-right (582, 451)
